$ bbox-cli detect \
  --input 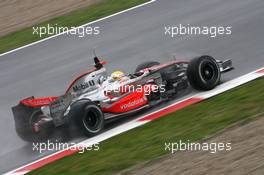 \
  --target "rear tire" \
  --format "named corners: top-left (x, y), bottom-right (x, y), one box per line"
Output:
top-left (76, 102), bottom-right (104, 137)
top-left (187, 55), bottom-right (220, 90)
top-left (14, 107), bottom-right (53, 142)
top-left (135, 61), bottom-right (160, 73)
